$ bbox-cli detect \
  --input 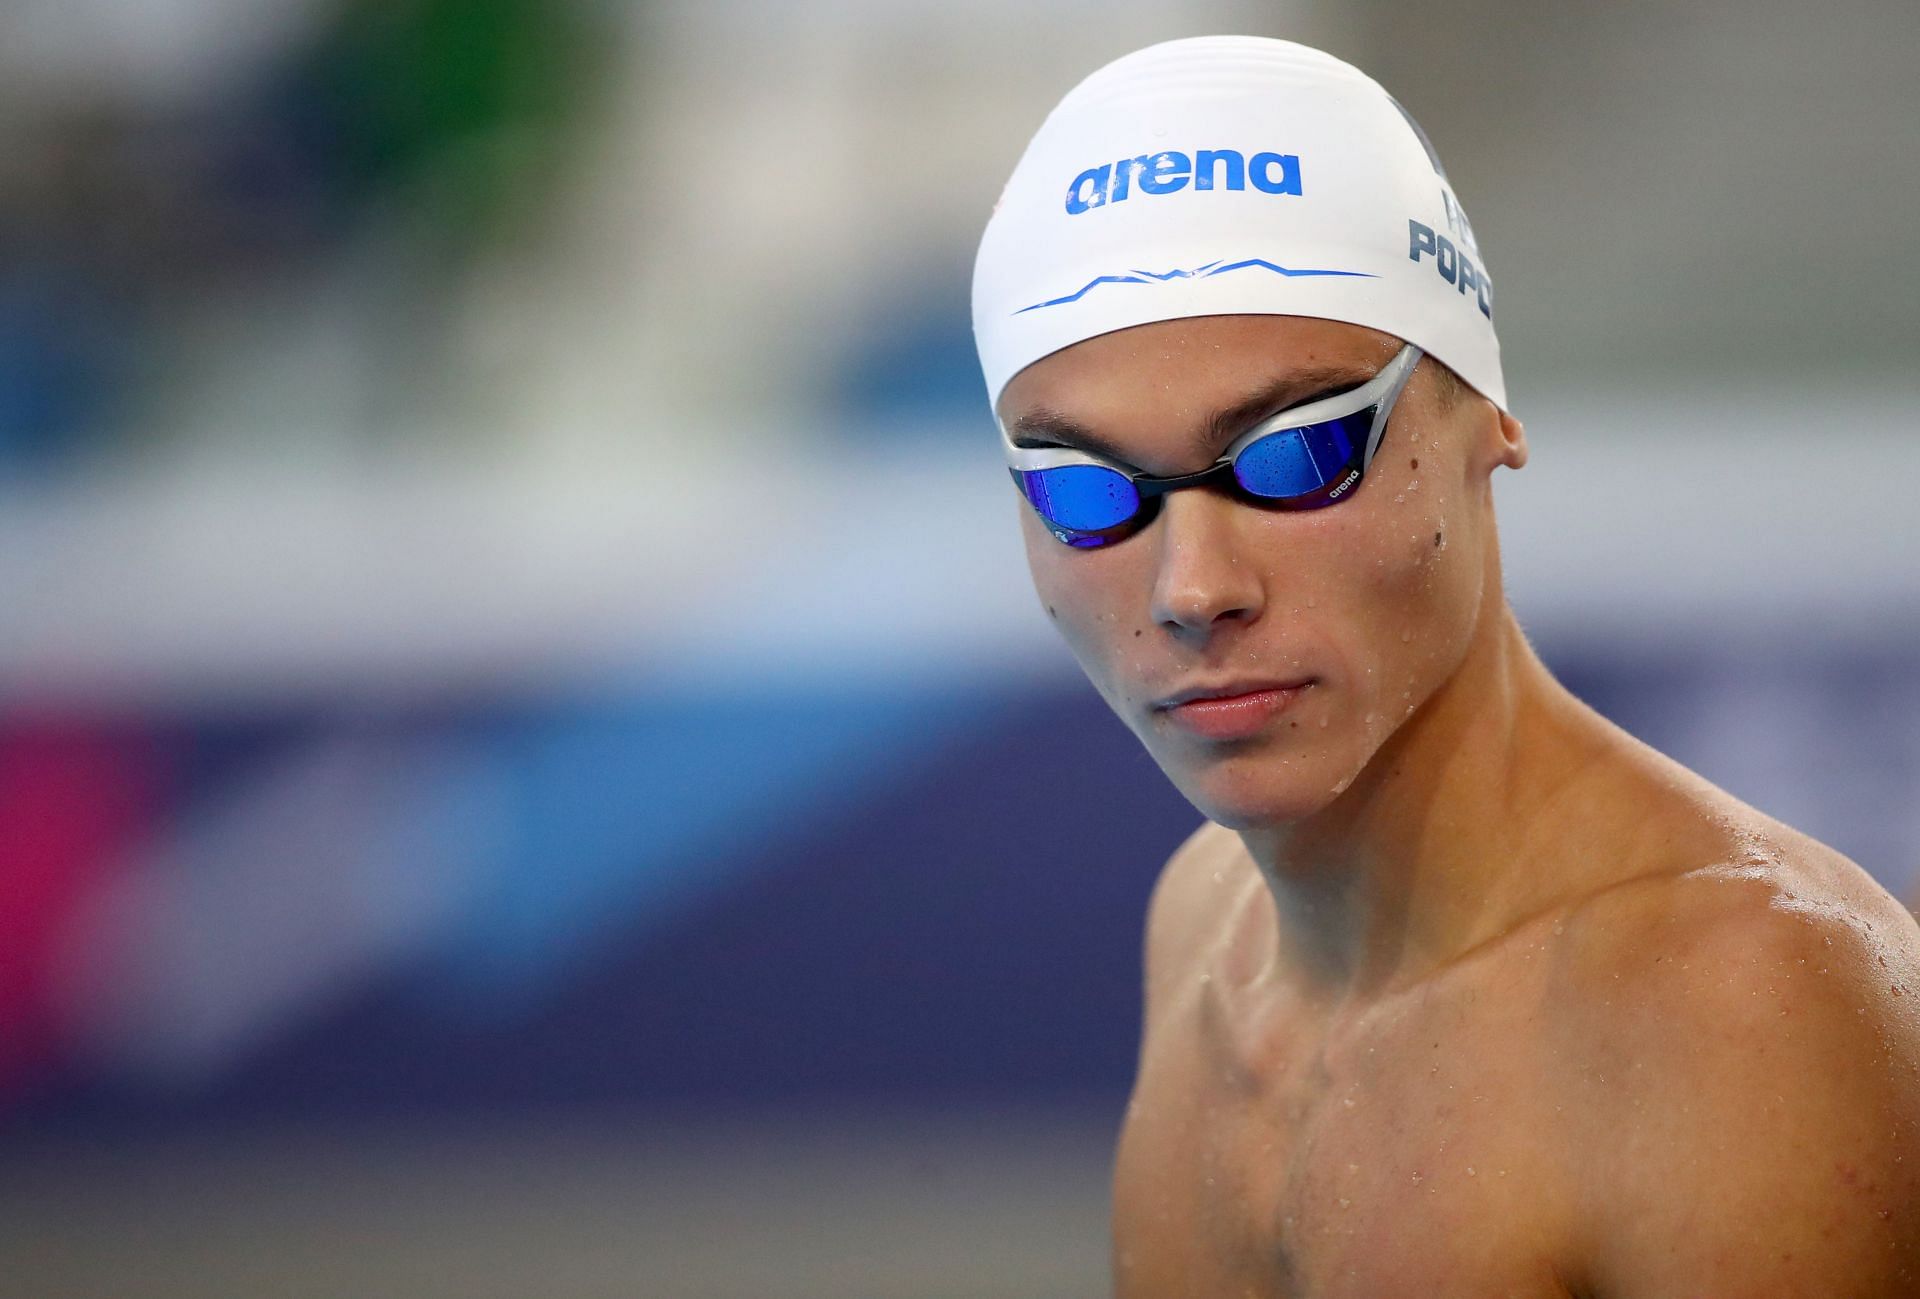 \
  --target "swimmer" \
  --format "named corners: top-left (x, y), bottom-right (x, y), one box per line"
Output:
top-left (972, 37), bottom-right (1920, 1297)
